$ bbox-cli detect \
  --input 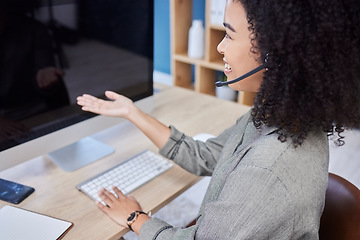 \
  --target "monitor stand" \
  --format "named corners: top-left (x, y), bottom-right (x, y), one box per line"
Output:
top-left (47, 137), bottom-right (114, 172)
